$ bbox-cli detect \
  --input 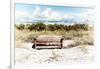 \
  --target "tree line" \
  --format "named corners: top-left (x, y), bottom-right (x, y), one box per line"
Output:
top-left (15, 22), bottom-right (88, 31)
